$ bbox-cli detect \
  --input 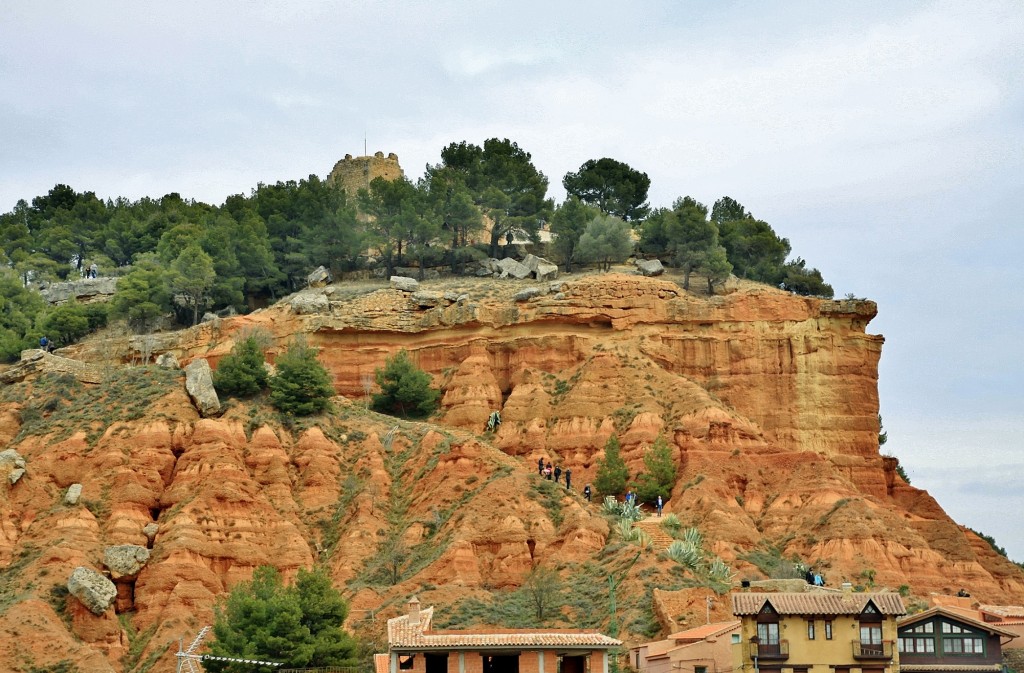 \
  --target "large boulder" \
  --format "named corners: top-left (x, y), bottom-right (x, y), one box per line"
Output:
top-left (289, 291), bottom-right (329, 315)
top-left (635, 258), bottom-right (665, 277)
top-left (513, 287), bottom-right (543, 302)
top-left (0, 449), bottom-right (26, 485)
top-left (411, 291), bottom-right (444, 308)
top-left (155, 352), bottom-right (180, 369)
top-left (64, 483), bottom-right (83, 505)
top-left (103, 545), bottom-right (150, 580)
top-left (523, 254), bottom-right (560, 281)
top-left (497, 258), bottom-right (531, 280)
top-left (390, 276), bottom-right (419, 292)
top-left (184, 359), bottom-right (221, 417)
top-left (307, 265), bottom-right (331, 286)
top-left (67, 567), bottom-right (117, 616)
